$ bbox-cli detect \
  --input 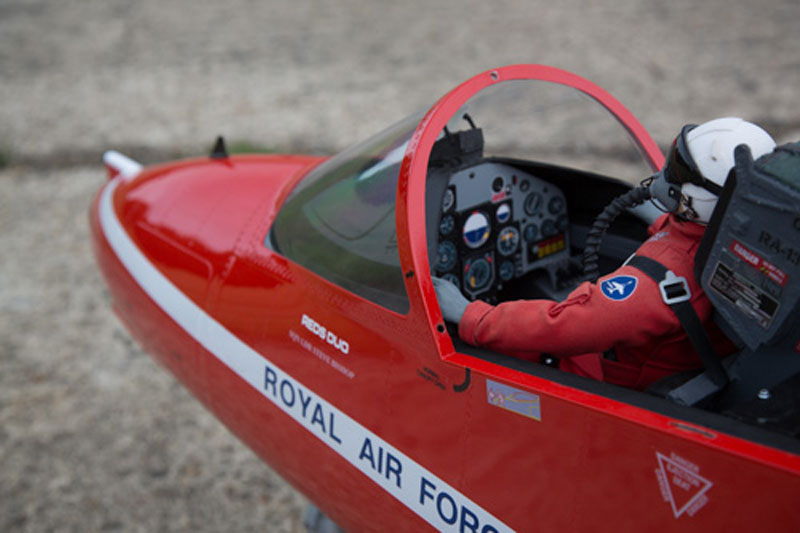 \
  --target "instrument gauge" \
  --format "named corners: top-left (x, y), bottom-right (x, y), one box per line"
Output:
top-left (464, 257), bottom-right (493, 294)
top-left (442, 273), bottom-right (460, 288)
top-left (463, 211), bottom-right (491, 249)
top-left (523, 223), bottom-right (538, 242)
top-left (497, 226), bottom-right (520, 256)
top-left (499, 261), bottom-right (515, 282)
top-left (524, 192), bottom-right (543, 215)
top-left (541, 219), bottom-right (556, 238)
top-left (492, 176), bottom-right (504, 192)
top-left (442, 188), bottom-right (455, 213)
top-left (548, 196), bottom-right (565, 214)
top-left (439, 215), bottom-right (455, 236)
top-left (496, 202), bottom-right (512, 223)
top-left (436, 241), bottom-right (458, 272)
